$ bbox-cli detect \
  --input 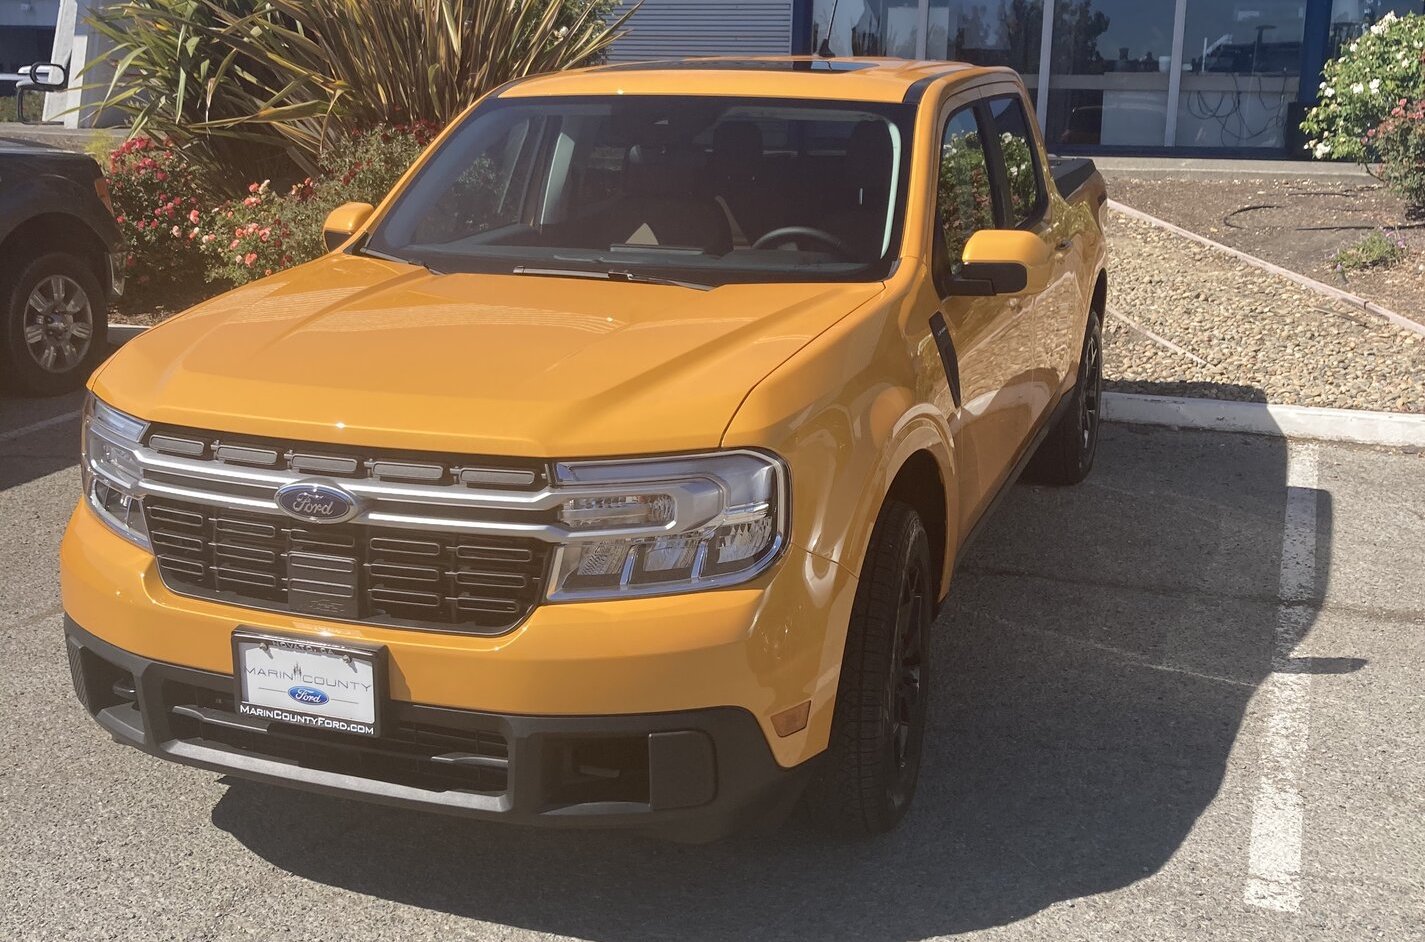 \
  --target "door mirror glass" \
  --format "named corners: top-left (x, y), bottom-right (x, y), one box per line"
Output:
top-left (322, 202), bottom-right (375, 251)
top-left (948, 229), bottom-right (1051, 296)
top-left (25, 62), bottom-right (68, 91)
